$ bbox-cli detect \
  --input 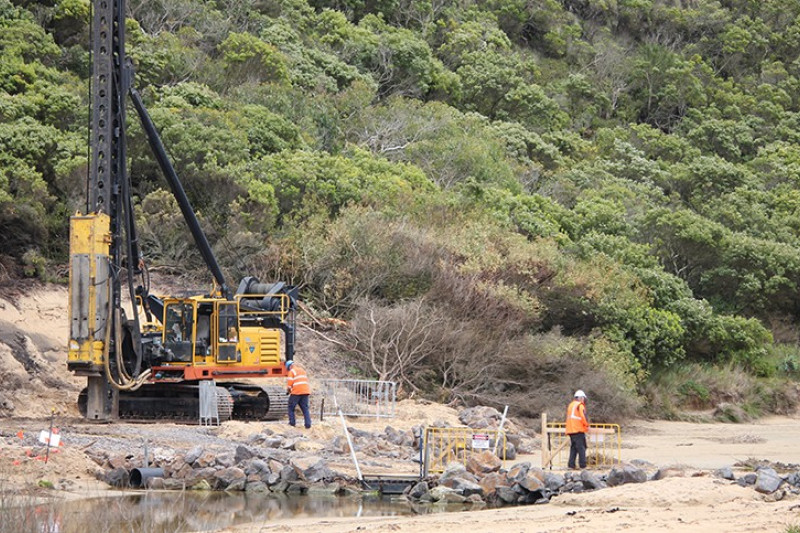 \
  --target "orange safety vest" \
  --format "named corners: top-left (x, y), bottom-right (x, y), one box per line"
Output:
top-left (287, 365), bottom-right (311, 395)
top-left (565, 399), bottom-right (589, 434)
